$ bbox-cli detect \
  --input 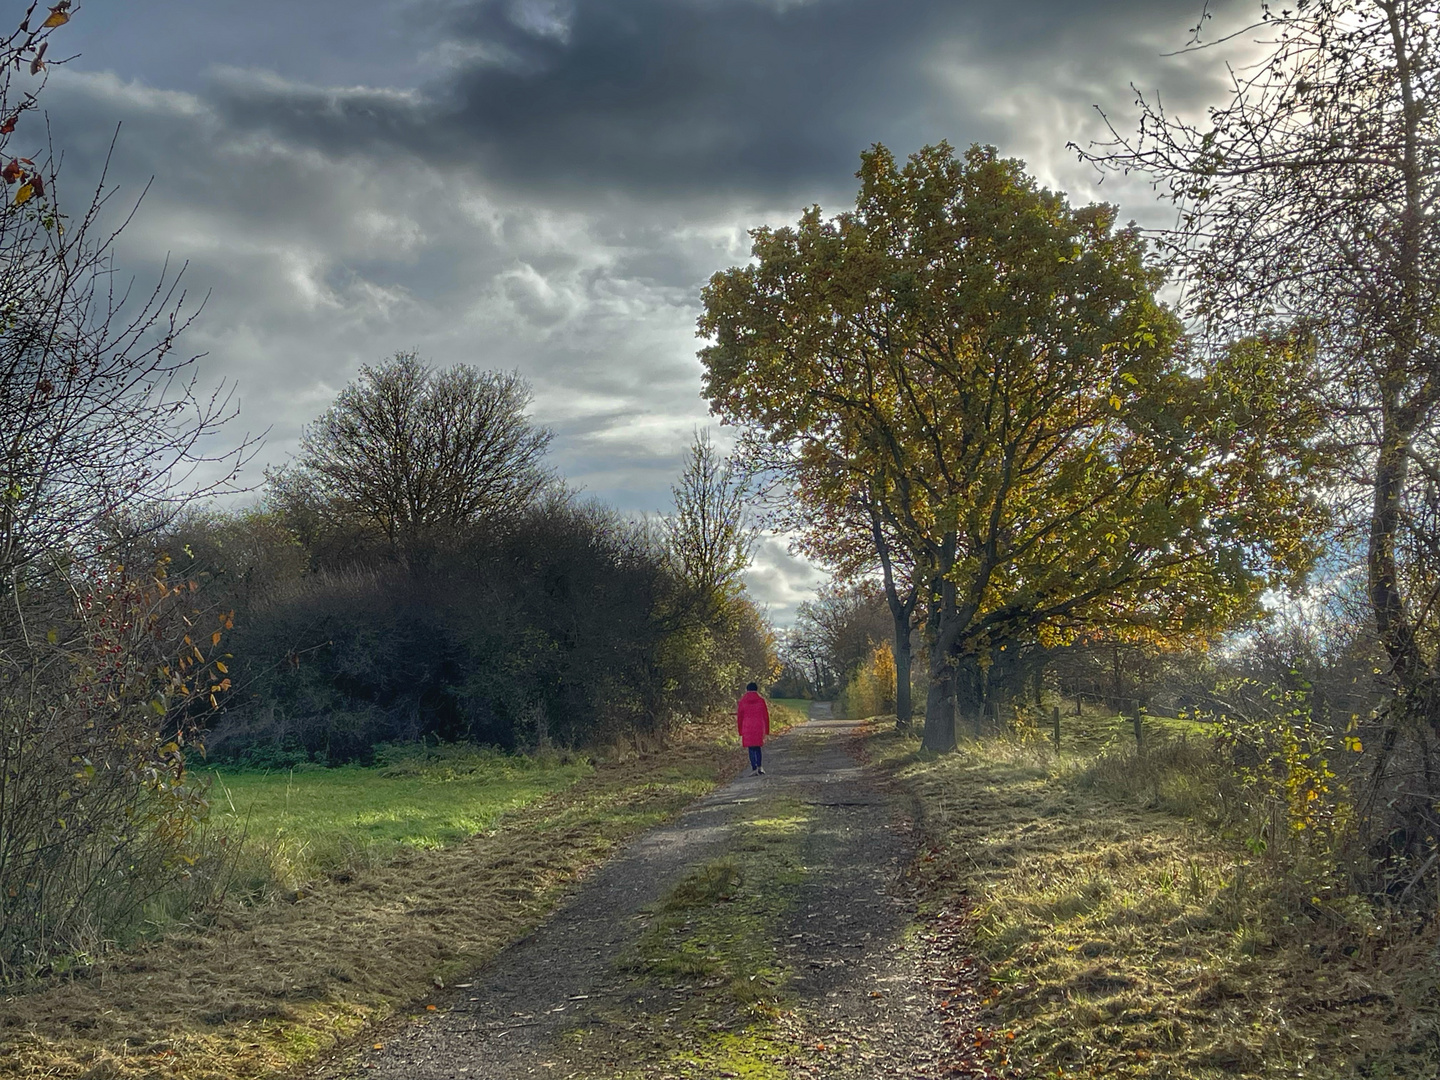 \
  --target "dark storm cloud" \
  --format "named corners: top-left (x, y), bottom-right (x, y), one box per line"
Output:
top-left (436, 0), bottom-right (946, 197)
top-left (205, 0), bottom-right (1225, 204)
